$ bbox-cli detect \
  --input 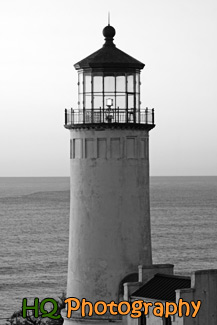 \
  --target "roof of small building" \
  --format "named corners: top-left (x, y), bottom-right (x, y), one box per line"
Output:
top-left (131, 273), bottom-right (191, 302)
top-left (74, 25), bottom-right (145, 70)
